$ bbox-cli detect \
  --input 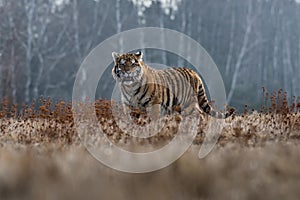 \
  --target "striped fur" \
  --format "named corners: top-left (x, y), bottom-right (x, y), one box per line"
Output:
top-left (112, 51), bottom-right (234, 119)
